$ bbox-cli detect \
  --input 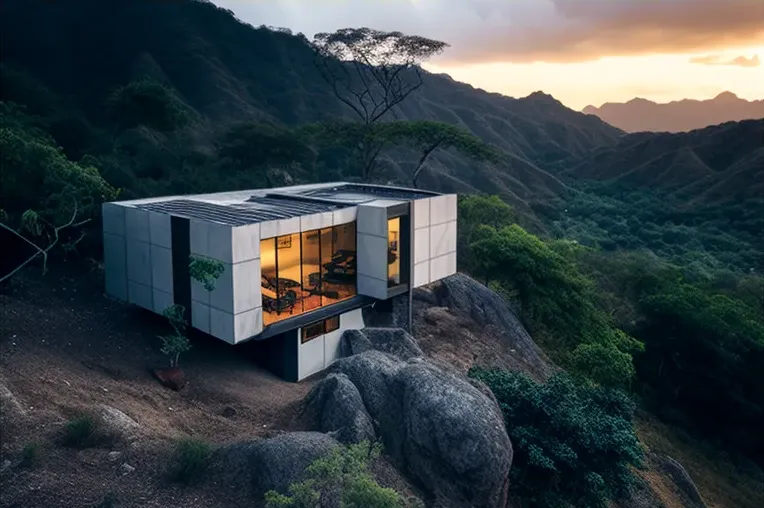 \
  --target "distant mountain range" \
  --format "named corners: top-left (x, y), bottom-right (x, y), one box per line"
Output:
top-left (583, 92), bottom-right (764, 133)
